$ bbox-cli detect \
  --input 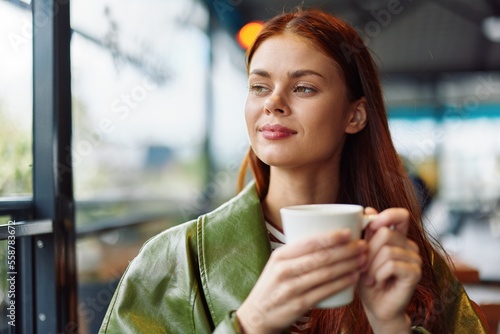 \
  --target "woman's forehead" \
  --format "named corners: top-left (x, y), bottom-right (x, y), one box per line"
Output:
top-left (249, 33), bottom-right (342, 78)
